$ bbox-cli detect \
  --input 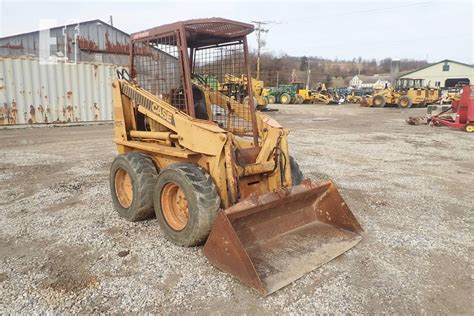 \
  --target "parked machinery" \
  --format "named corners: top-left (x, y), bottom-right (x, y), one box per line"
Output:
top-left (288, 82), bottom-right (335, 105)
top-left (267, 84), bottom-right (298, 104)
top-left (221, 74), bottom-right (269, 110)
top-left (291, 82), bottom-right (310, 104)
top-left (406, 85), bottom-right (473, 132)
top-left (440, 86), bottom-right (462, 104)
top-left (311, 83), bottom-right (337, 104)
top-left (363, 78), bottom-right (430, 109)
top-left (346, 89), bottom-right (369, 103)
top-left (110, 18), bottom-right (363, 296)
top-left (430, 85), bottom-right (474, 132)
top-left (424, 87), bottom-right (441, 105)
